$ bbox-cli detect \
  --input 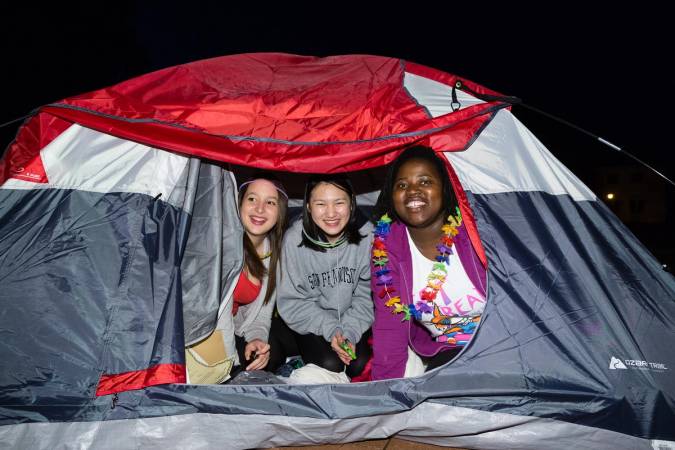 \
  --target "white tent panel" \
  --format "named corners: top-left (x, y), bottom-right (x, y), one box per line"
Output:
top-left (403, 72), bottom-right (485, 118)
top-left (1, 125), bottom-right (190, 208)
top-left (446, 109), bottom-right (596, 201)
